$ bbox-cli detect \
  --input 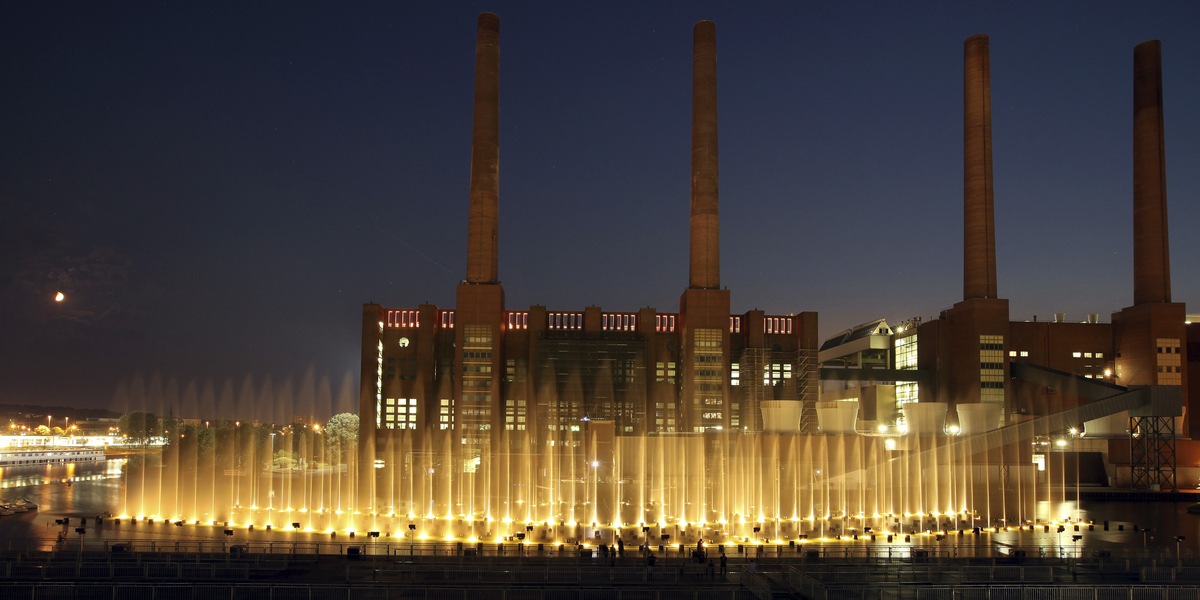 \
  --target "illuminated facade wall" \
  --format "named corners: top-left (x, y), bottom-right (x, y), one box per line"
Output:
top-left (360, 303), bottom-right (821, 460)
top-left (894, 330), bottom-right (919, 408)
